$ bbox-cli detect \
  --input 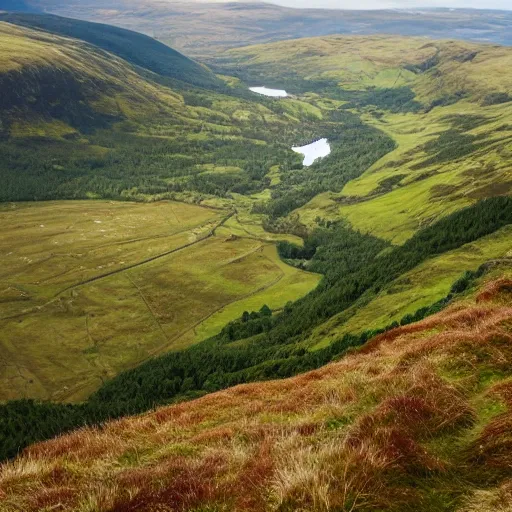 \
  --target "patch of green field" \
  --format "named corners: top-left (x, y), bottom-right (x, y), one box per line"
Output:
top-left (0, 201), bottom-right (320, 402)
top-left (281, 99), bottom-right (323, 120)
top-left (0, 200), bottom-right (220, 304)
top-left (219, 210), bottom-right (304, 246)
top-left (196, 164), bottom-right (242, 175)
top-left (266, 165), bottom-right (281, 186)
top-left (9, 119), bottom-right (79, 139)
top-left (182, 245), bottom-right (321, 345)
top-left (310, 225), bottom-right (512, 349)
